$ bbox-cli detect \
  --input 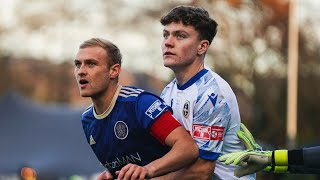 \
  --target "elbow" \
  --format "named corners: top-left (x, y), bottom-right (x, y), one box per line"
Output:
top-left (190, 143), bottom-right (199, 162)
